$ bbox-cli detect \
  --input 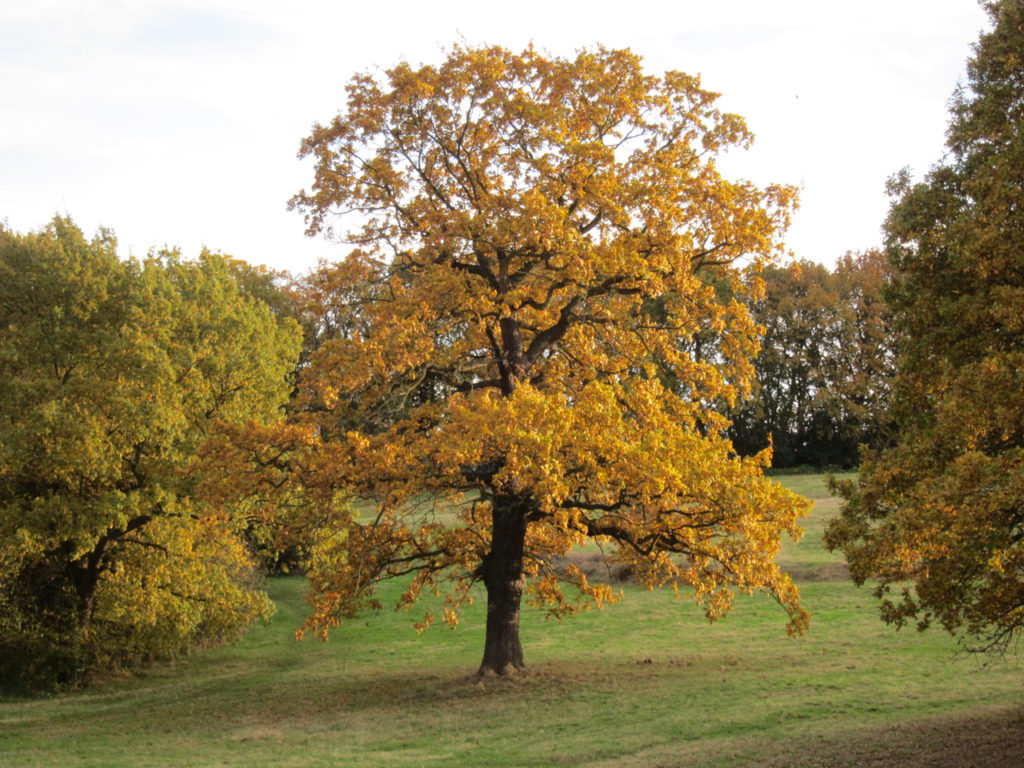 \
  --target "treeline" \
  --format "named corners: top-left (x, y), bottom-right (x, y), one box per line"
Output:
top-left (728, 249), bottom-right (894, 469)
